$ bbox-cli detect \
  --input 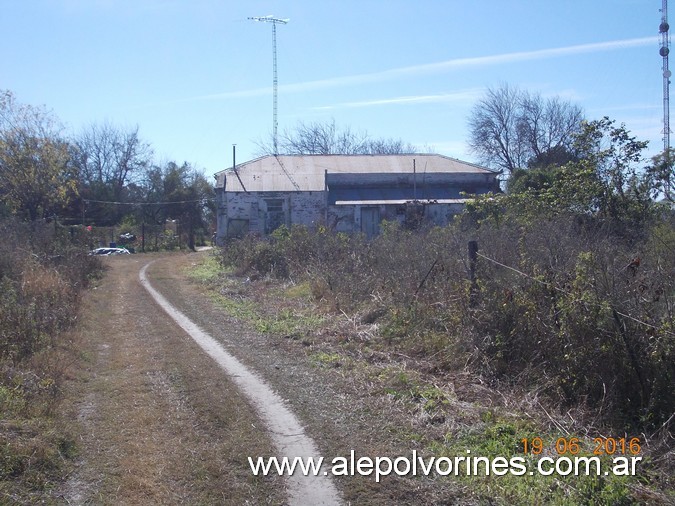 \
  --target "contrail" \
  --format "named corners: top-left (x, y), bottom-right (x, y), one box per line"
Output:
top-left (188, 36), bottom-right (657, 102)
